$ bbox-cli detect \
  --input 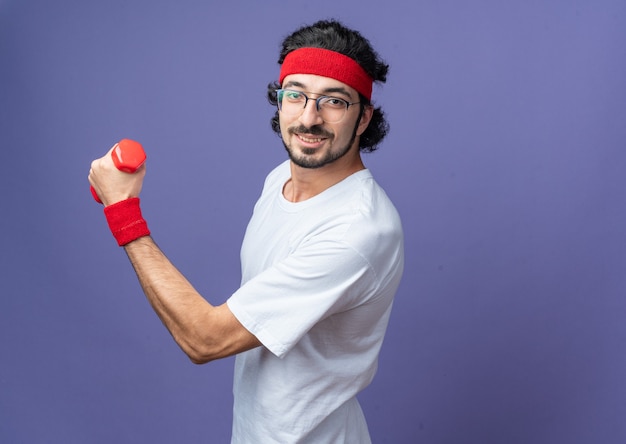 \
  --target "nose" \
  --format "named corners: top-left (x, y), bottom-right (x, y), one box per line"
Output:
top-left (298, 98), bottom-right (324, 127)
